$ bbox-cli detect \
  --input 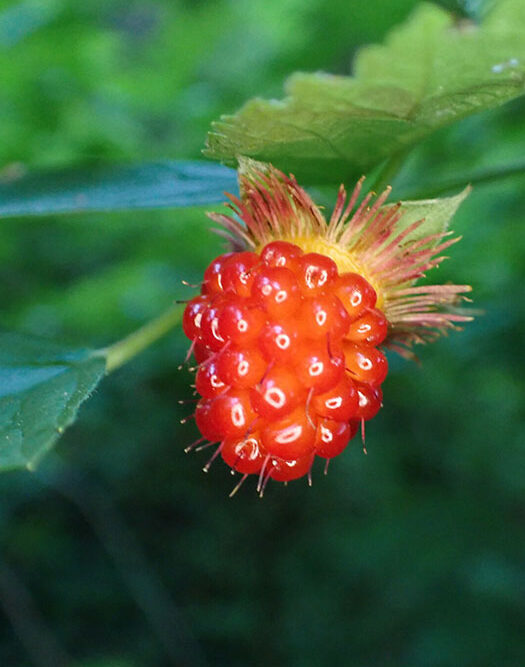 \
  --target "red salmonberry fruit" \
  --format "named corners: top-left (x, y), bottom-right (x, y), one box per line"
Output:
top-left (251, 365), bottom-right (306, 421)
top-left (297, 253), bottom-right (338, 294)
top-left (209, 389), bottom-right (258, 439)
top-left (311, 376), bottom-right (359, 422)
top-left (267, 452), bottom-right (315, 482)
top-left (258, 319), bottom-right (298, 363)
top-left (221, 432), bottom-right (266, 474)
top-left (298, 294), bottom-right (350, 340)
top-left (314, 418), bottom-right (358, 459)
top-left (216, 346), bottom-right (267, 388)
top-left (335, 272), bottom-right (377, 321)
top-left (343, 341), bottom-right (388, 386)
top-left (251, 266), bottom-right (301, 319)
top-left (182, 295), bottom-right (209, 341)
top-left (202, 253), bottom-right (234, 294)
top-left (181, 160), bottom-right (474, 492)
top-left (192, 342), bottom-right (211, 364)
top-left (292, 340), bottom-right (344, 394)
top-left (346, 307), bottom-right (388, 346)
top-left (355, 383), bottom-right (383, 421)
top-left (183, 238), bottom-right (390, 492)
top-left (221, 251), bottom-right (260, 297)
top-left (218, 300), bottom-right (266, 346)
top-left (260, 241), bottom-right (303, 270)
top-left (195, 358), bottom-right (228, 398)
top-left (195, 399), bottom-right (224, 442)
top-left (199, 296), bottom-right (231, 351)
top-left (260, 406), bottom-right (317, 460)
